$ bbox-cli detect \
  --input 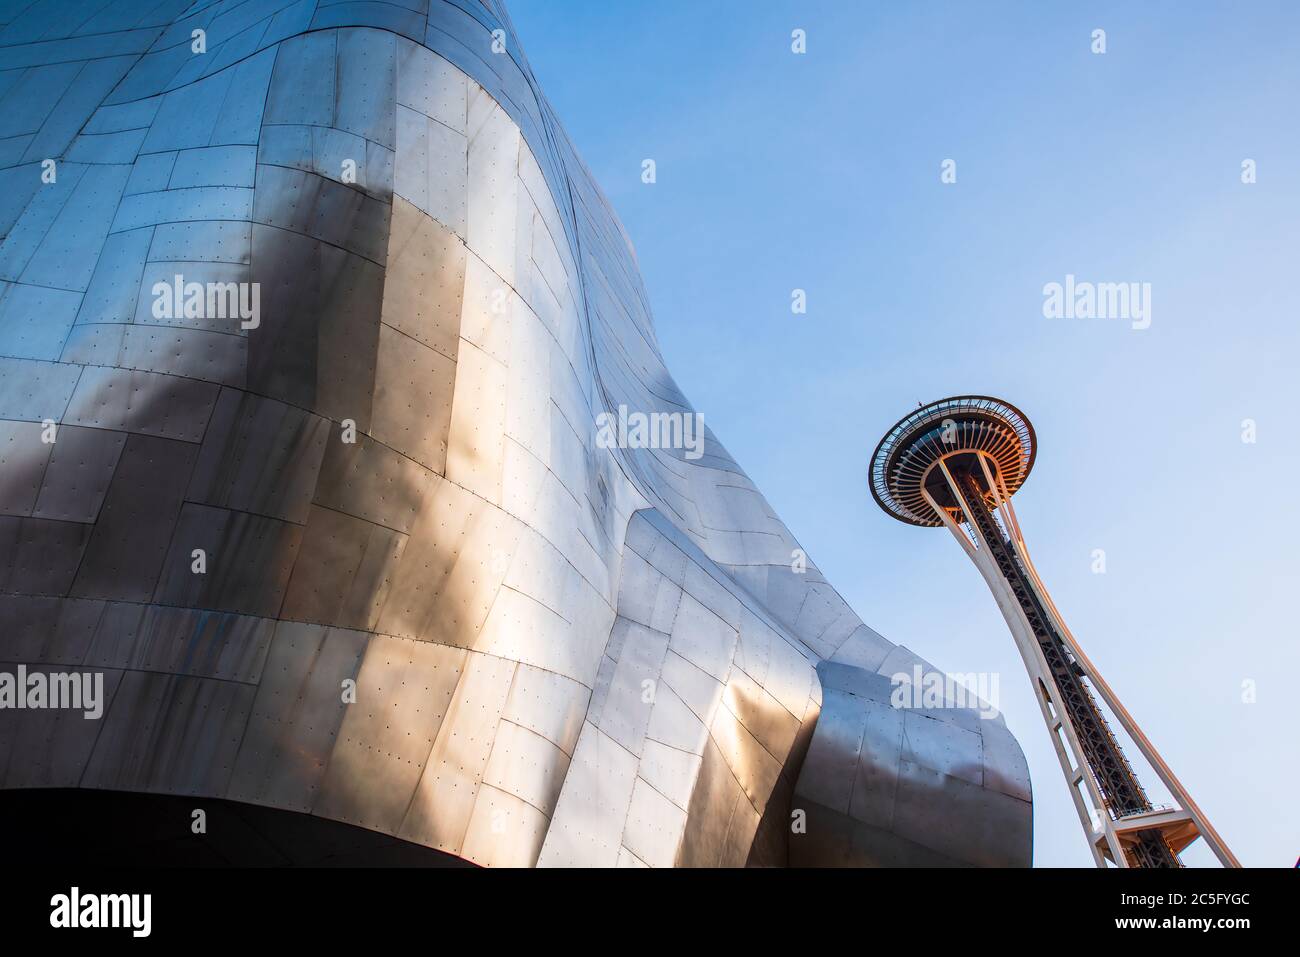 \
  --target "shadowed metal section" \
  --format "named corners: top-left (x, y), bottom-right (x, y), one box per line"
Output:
top-left (0, 1), bottom-right (1030, 867)
top-left (791, 662), bottom-right (1030, 867)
